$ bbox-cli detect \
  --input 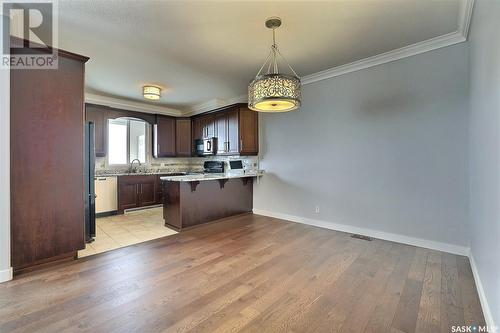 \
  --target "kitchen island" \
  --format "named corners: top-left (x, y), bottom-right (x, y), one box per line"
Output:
top-left (160, 172), bottom-right (262, 230)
